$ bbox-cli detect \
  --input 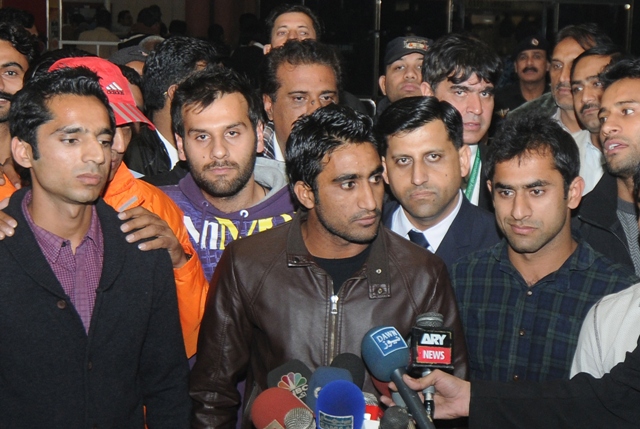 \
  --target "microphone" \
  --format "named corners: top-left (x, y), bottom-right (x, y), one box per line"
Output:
top-left (315, 380), bottom-right (365, 429)
top-left (409, 313), bottom-right (454, 418)
top-left (305, 366), bottom-right (353, 412)
top-left (284, 407), bottom-right (315, 429)
top-left (361, 326), bottom-right (436, 429)
top-left (267, 359), bottom-right (313, 401)
top-left (363, 392), bottom-right (383, 422)
top-left (380, 406), bottom-right (416, 429)
top-left (330, 352), bottom-right (366, 389)
top-left (251, 387), bottom-right (310, 429)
